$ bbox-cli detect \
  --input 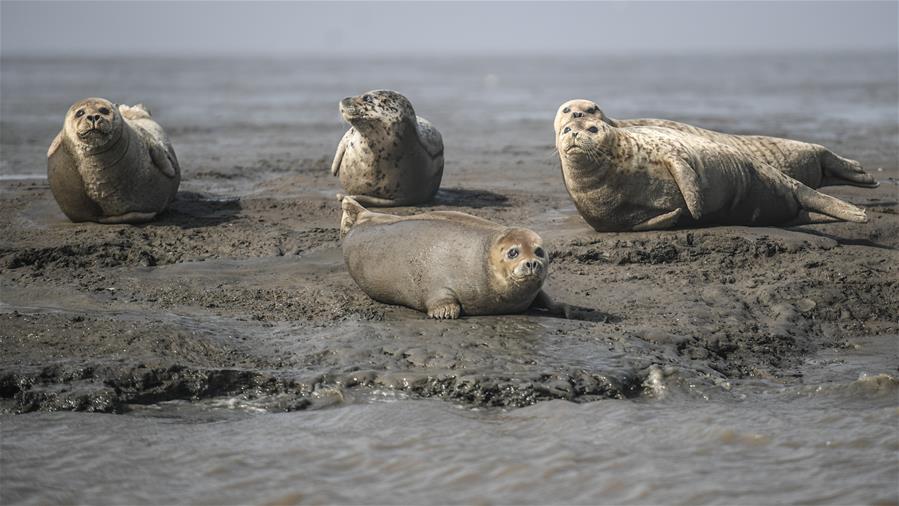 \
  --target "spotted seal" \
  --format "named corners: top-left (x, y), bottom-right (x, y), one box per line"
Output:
top-left (332, 90), bottom-right (444, 206)
top-left (554, 99), bottom-right (878, 189)
top-left (554, 113), bottom-right (868, 232)
top-left (47, 98), bottom-right (180, 223)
